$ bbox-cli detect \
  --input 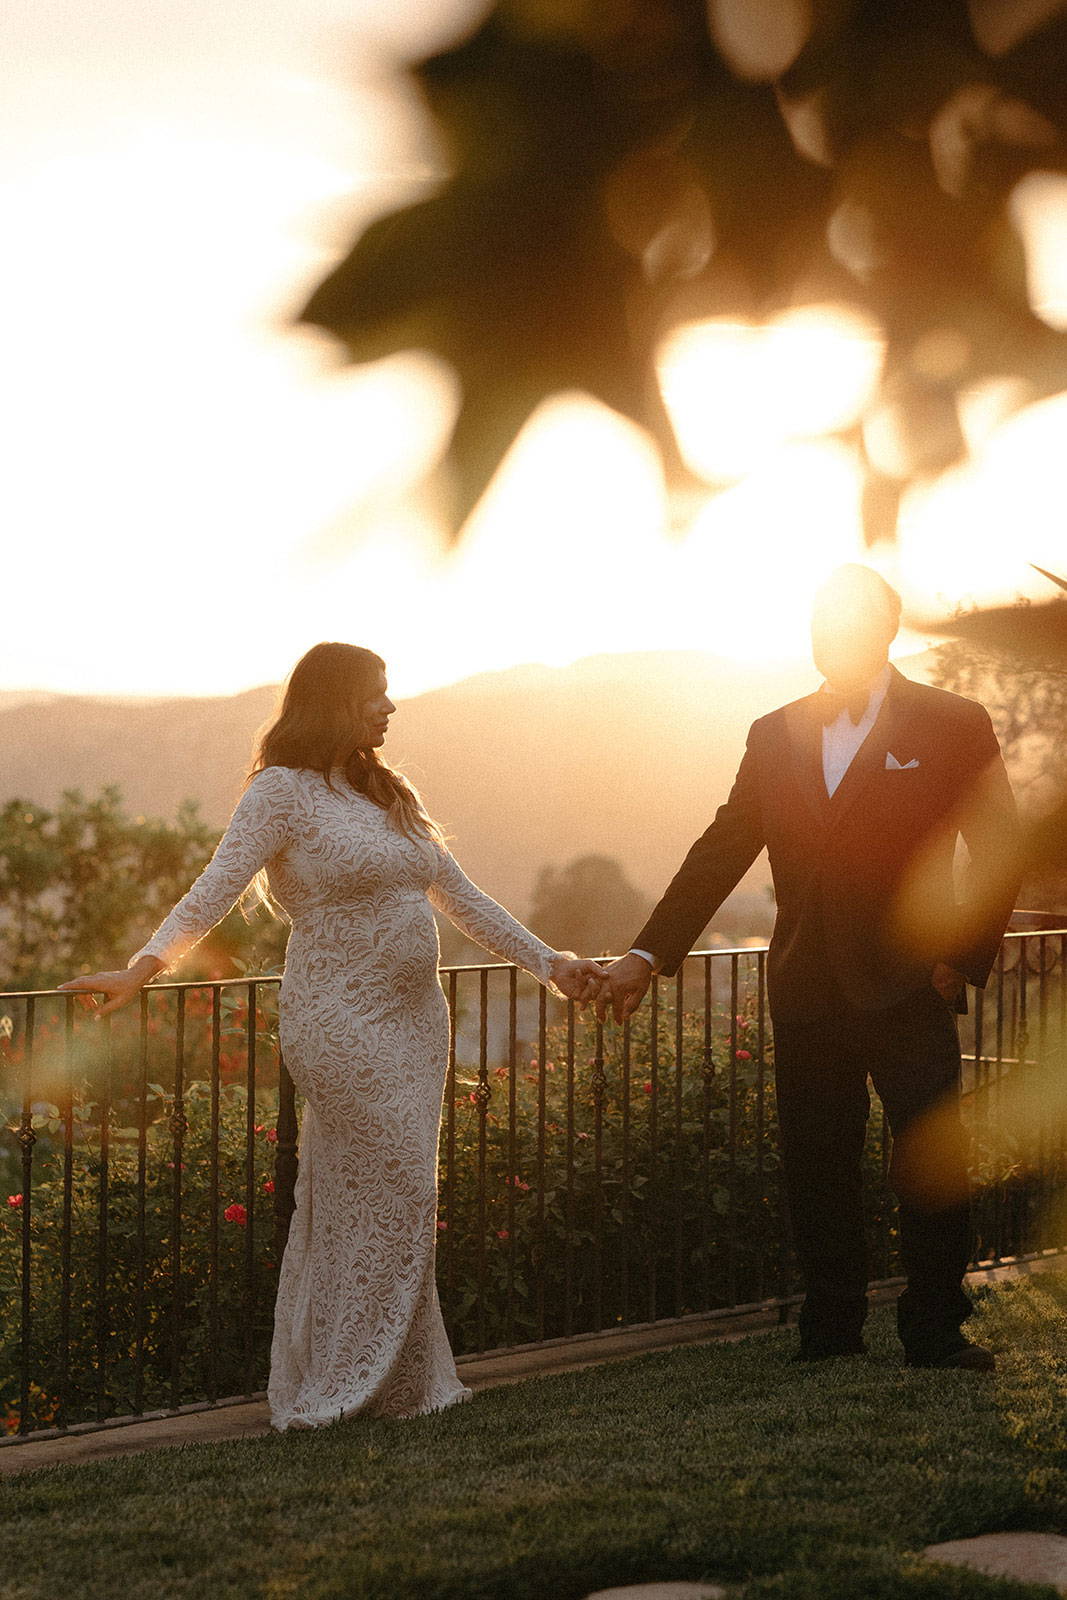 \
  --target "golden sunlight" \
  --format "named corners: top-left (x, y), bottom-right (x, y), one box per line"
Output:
top-left (656, 305), bottom-right (885, 483)
top-left (895, 388), bottom-right (1067, 615)
top-left (3, 0), bottom-right (1064, 702)
top-left (673, 440), bottom-right (870, 660)
top-left (1010, 171), bottom-right (1067, 331)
